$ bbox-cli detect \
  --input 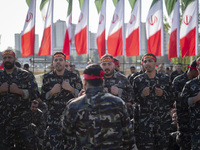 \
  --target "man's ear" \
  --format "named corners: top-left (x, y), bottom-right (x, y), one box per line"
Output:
top-left (83, 79), bottom-right (87, 89)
